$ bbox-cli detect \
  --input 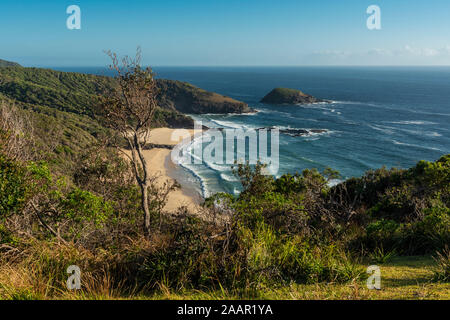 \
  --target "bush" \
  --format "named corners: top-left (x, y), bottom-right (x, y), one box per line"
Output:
top-left (362, 219), bottom-right (400, 251)
top-left (237, 221), bottom-right (363, 285)
top-left (138, 215), bottom-right (217, 290)
top-left (433, 246), bottom-right (450, 282)
top-left (136, 217), bottom-right (364, 294)
top-left (0, 223), bottom-right (20, 246)
top-left (73, 145), bottom-right (141, 221)
top-left (59, 188), bottom-right (114, 228)
top-left (0, 154), bottom-right (27, 217)
top-left (399, 204), bottom-right (450, 254)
